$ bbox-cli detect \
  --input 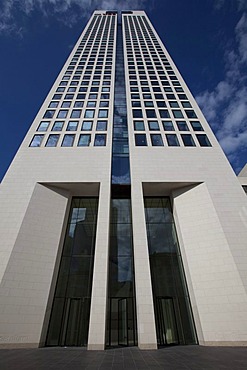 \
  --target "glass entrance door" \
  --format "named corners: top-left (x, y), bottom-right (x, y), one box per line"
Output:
top-left (108, 297), bottom-right (136, 347)
top-left (156, 297), bottom-right (179, 346)
top-left (118, 298), bottom-right (128, 346)
top-left (61, 298), bottom-right (89, 346)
